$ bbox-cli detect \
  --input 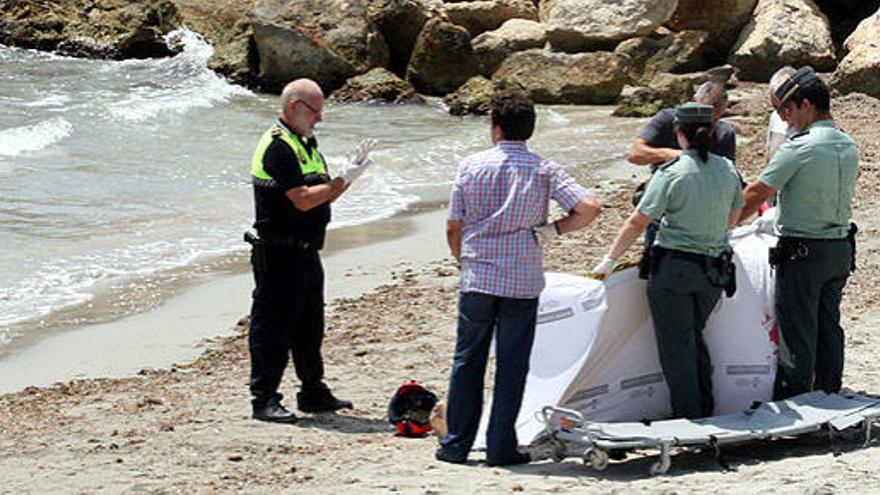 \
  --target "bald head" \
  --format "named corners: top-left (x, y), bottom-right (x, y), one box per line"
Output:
top-left (280, 78), bottom-right (325, 137)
